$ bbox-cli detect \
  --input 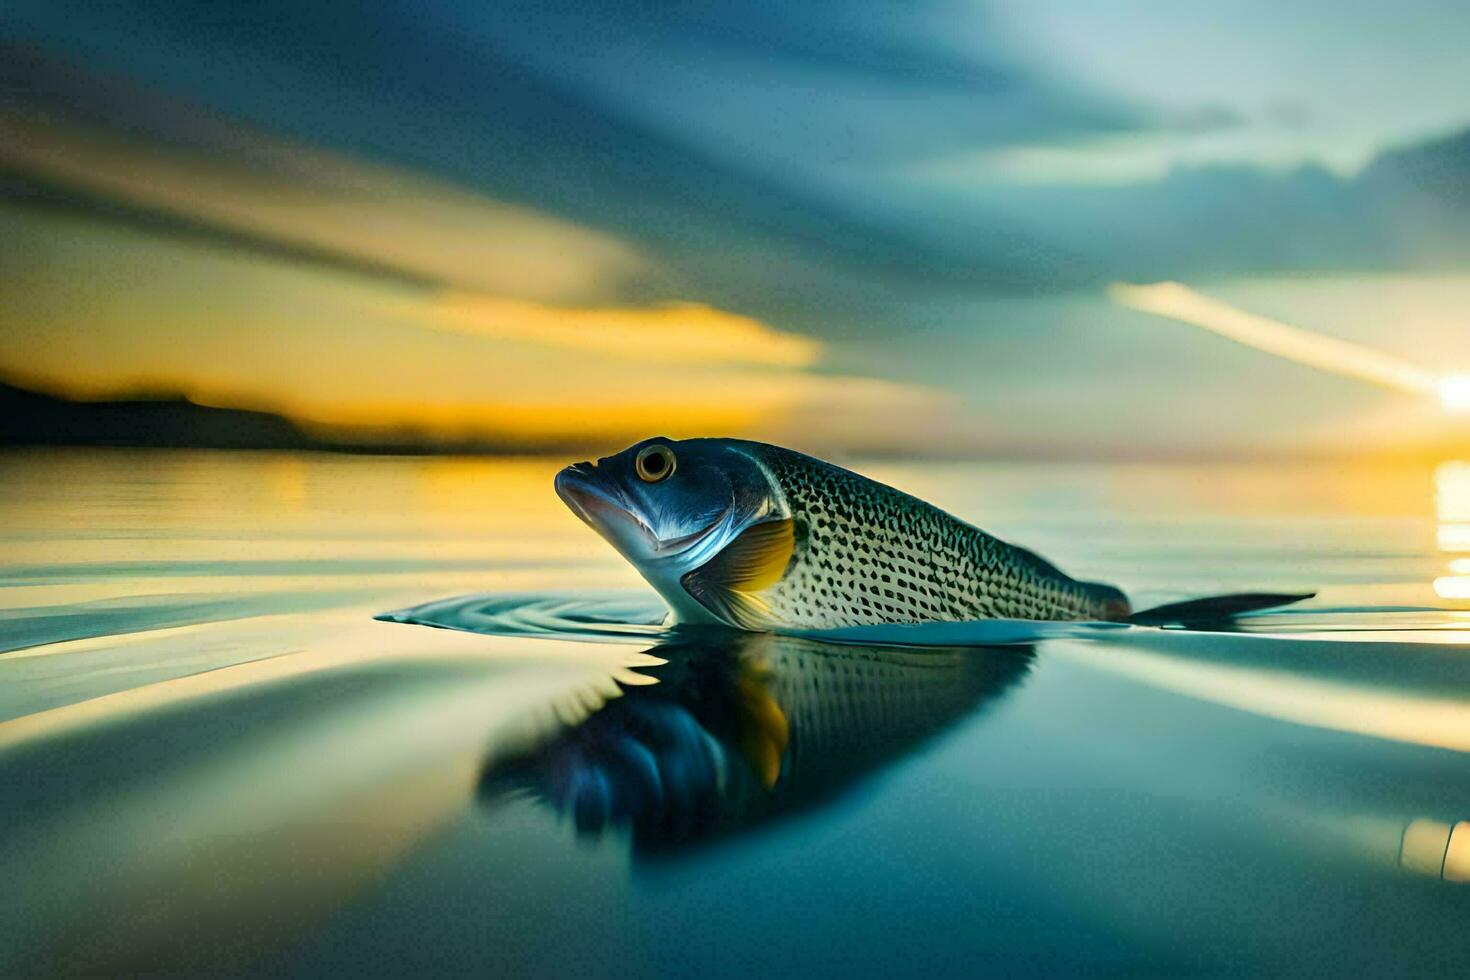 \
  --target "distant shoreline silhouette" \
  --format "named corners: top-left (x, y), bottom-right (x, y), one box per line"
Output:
top-left (0, 380), bottom-right (604, 456)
